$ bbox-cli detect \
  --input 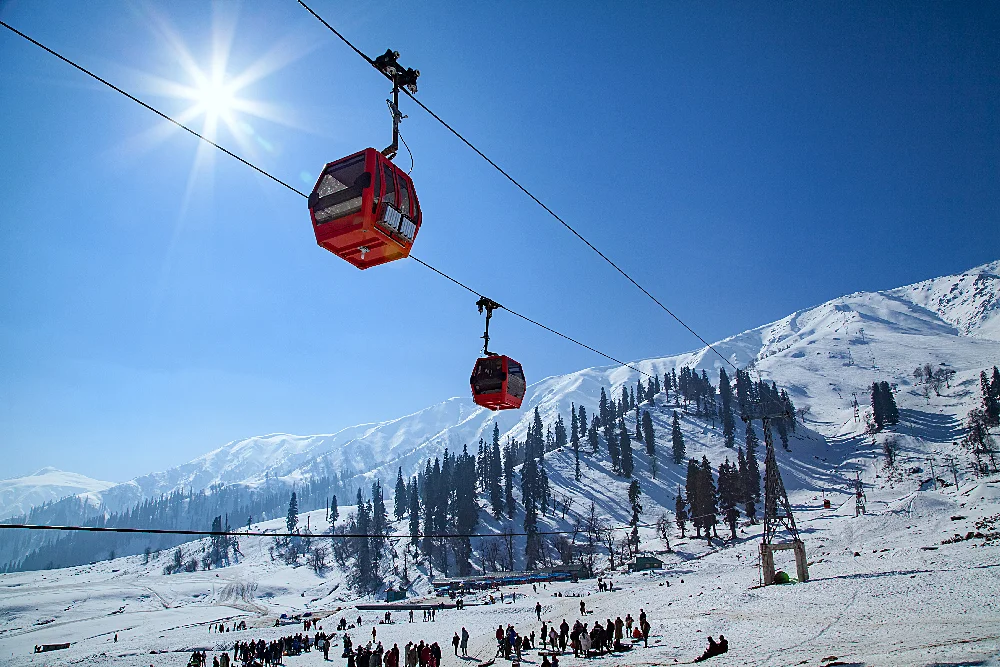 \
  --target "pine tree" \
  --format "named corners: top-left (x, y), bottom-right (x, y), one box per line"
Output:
top-left (434, 455), bottom-right (449, 574)
top-left (718, 459), bottom-right (740, 540)
top-left (531, 408), bottom-right (544, 459)
top-left (775, 410), bottom-right (790, 450)
top-left (702, 370), bottom-right (714, 419)
top-left (589, 416), bottom-right (600, 453)
top-left (641, 410), bottom-right (656, 479)
top-left (503, 442), bottom-right (515, 515)
top-left (489, 425), bottom-right (505, 517)
top-left (330, 494), bottom-right (339, 526)
top-left (599, 387), bottom-right (610, 427)
top-left (570, 404), bottom-right (579, 444)
top-left (394, 468), bottom-right (407, 521)
top-left (671, 411), bottom-right (685, 464)
top-left (984, 369), bottom-right (1000, 426)
top-left (354, 488), bottom-right (375, 592)
top-left (605, 421), bottom-right (621, 472)
top-left (579, 405), bottom-right (588, 437)
top-left (720, 369), bottom-right (736, 448)
top-left (781, 389), bottom-right (797, 433)
top-left (521, 457), bottom-right (541, 569)
top-left (871, 382), bottom-right (885, 430)
top-left (539, 464), bottom-right (550, 515)
top-left (372, 480), bottom-right (388, 534)
top-left (674, 489), bottom-right (687, 537)
top-left (881, 381), bottom-right (899, 425)
top-left (555, 413), bottom-right (568, 449)
top-left (620, 419), bottom-right (634, 478)
top-left (421, 463), bottom-right (436, 560)
top-left (571, 405), bottom-right (582, 482)
top-left (685, 459), bottom-right (701, 537)
top-left (286, 492), bottom-right (298, 533)
top-left (699, 456), bottom-right (718, 544)
top-left (453, 445), bottom-right (479, 575)
top-left (408, 479), bottom-right (419, 544)
top-left (628, 479), bottom-right (642, 527)
top-left (371, 480), bottom-right (388, 572)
